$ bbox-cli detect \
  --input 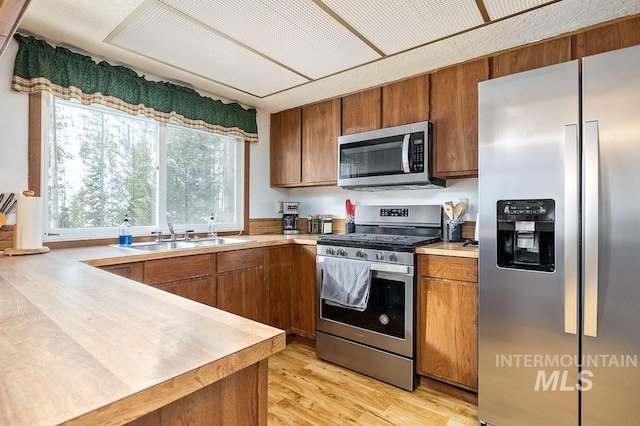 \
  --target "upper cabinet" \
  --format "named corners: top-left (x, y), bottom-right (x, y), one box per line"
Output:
top-left (381, 75), bottom-right (429, 128)
top-left (341, 88), bottom-right (381, 135)
top-left (572, 16), bottom-right (640, 58)
top-left (492, 37), bottom-right (572, 79)
top-left (271, 99), bottom-right (340, 188)
top-left (302, 99), bottom-right (341, 185)
top-left (0, 0), bottom-right (30, 58)
top-left (270, 108), bottom-right (302, 186)
top-left (431, 58), bottom-right (488, 179)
